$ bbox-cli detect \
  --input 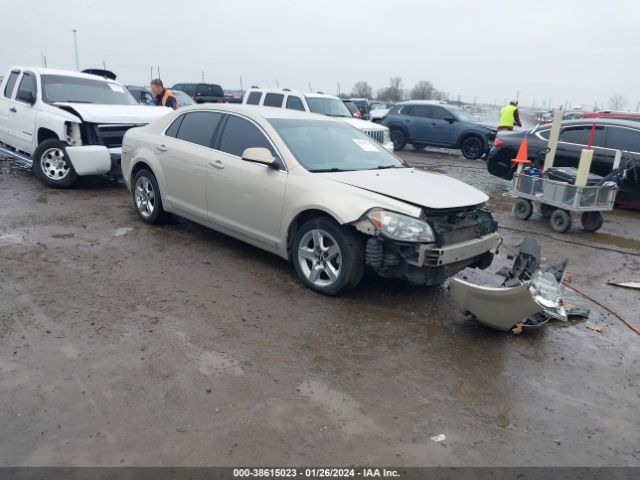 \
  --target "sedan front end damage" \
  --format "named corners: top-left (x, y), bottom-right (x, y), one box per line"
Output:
top-left (352, 206), bottom-right (500, 285)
